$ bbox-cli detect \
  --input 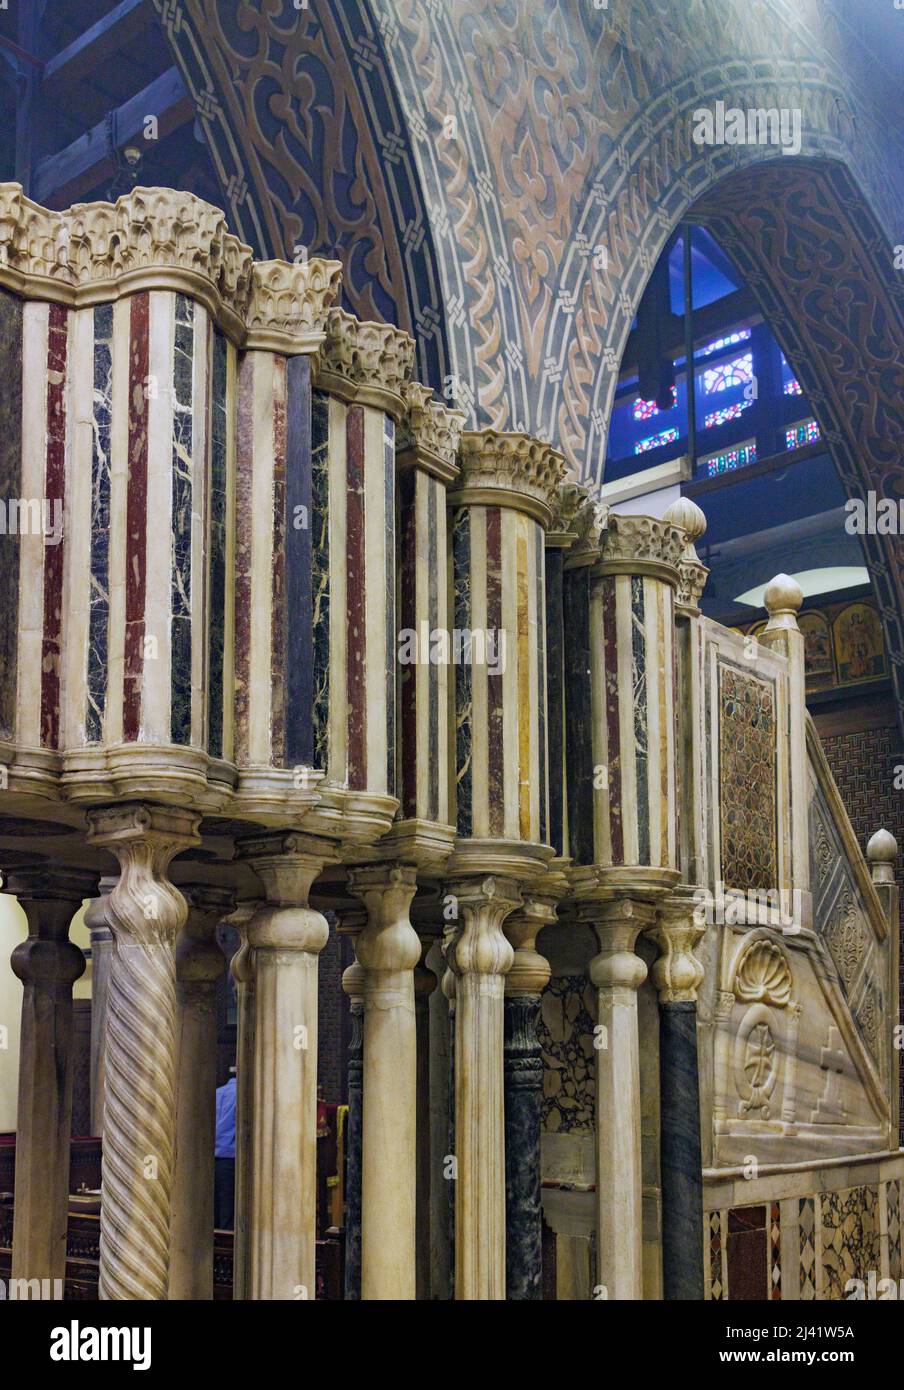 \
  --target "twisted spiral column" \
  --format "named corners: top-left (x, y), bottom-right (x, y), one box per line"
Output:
top-left (86, 803), bottom-right (200, 1302)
